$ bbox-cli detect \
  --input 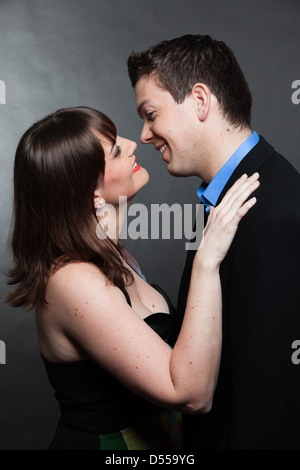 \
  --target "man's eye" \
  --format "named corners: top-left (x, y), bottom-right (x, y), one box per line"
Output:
top-left (114, 146), bottom-right (121, 158)
top-left (146, 112), bottom-right (155, 121)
